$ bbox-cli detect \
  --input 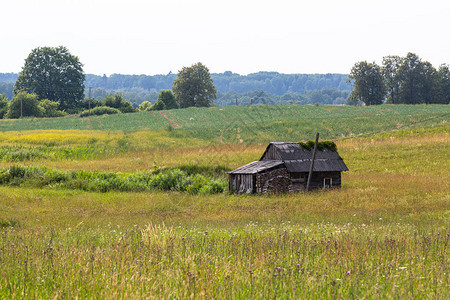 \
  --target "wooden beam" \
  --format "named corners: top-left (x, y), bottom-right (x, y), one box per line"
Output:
top-left (305, 132), bottom-right (319, 192)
